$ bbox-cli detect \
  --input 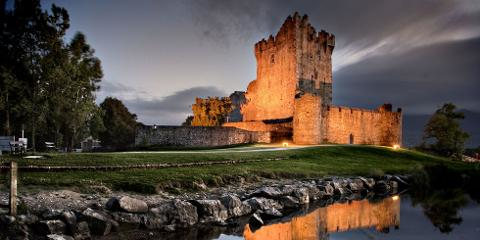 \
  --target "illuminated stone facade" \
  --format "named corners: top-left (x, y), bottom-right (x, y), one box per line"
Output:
top-left (243, 196), bottom-right (401, 239)
top-left (224, 13), bottom-right (402, 146)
